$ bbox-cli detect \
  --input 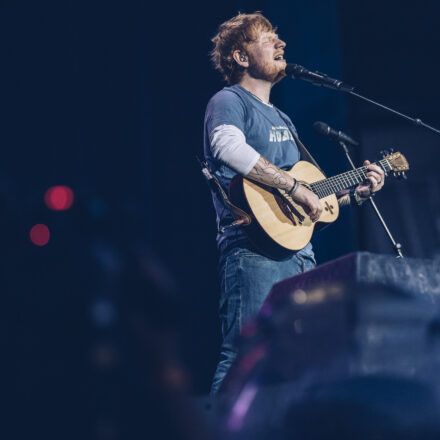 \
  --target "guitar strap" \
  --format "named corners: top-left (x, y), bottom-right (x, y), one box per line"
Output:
top-left (198, 157), bottom-right (251, 231)
top-left (273, 107), bottom-right (325, 175)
